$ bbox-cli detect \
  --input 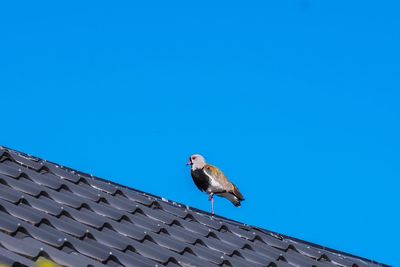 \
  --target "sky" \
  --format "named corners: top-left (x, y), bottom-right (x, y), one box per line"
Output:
top-left (1, 1), bottom-right (399, 265)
